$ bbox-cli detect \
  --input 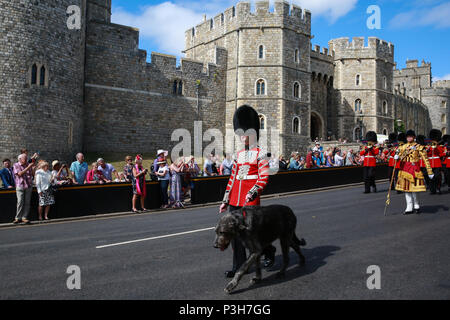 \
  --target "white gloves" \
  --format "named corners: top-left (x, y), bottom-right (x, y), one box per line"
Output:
top-left (394, 155), bottom-right (399, 160)
top-left (429, 174), bottom-right (434, 180)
